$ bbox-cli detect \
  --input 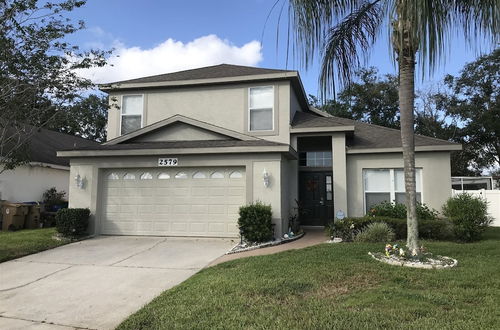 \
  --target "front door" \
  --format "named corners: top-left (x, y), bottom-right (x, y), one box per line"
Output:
top-left (299, 172), bottom-right (334, 226)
